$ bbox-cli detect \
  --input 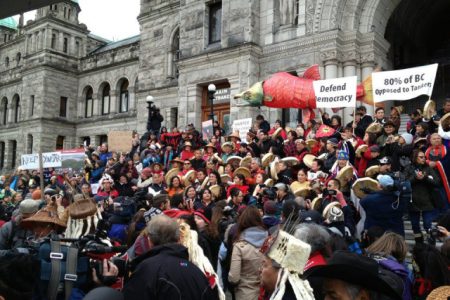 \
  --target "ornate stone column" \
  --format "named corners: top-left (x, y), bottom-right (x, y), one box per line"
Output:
top-left (343, 56), bottom-right (357, 125)
top-left (361, 53), bottom-right (375, 116)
